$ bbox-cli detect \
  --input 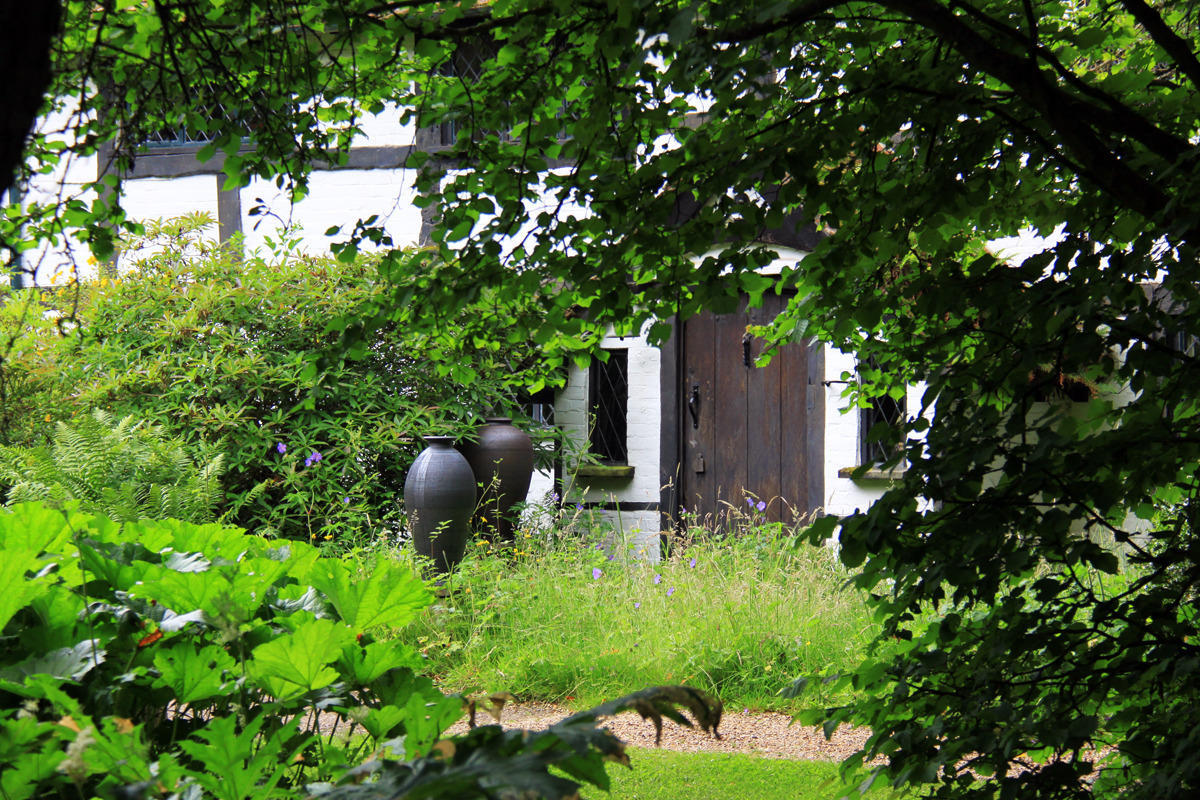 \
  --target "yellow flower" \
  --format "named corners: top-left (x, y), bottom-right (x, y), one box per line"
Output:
top-left (44, 414), bottom-right (52, 422)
